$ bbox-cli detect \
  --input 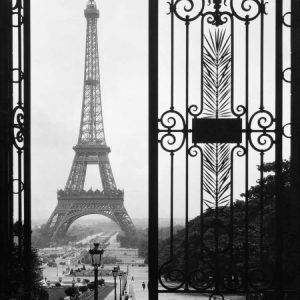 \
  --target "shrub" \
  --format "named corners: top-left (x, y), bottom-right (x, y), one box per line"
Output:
top-left (65, 287), bottom-right (78, 297)
top-left (38, 288), bottom-right (49, 300)
top-left (79, 286), bottom-right (88, 293)
top-left (98, 279), bottom-right (105, 286)
top-left (87, 282), bottom-right (95, 290)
